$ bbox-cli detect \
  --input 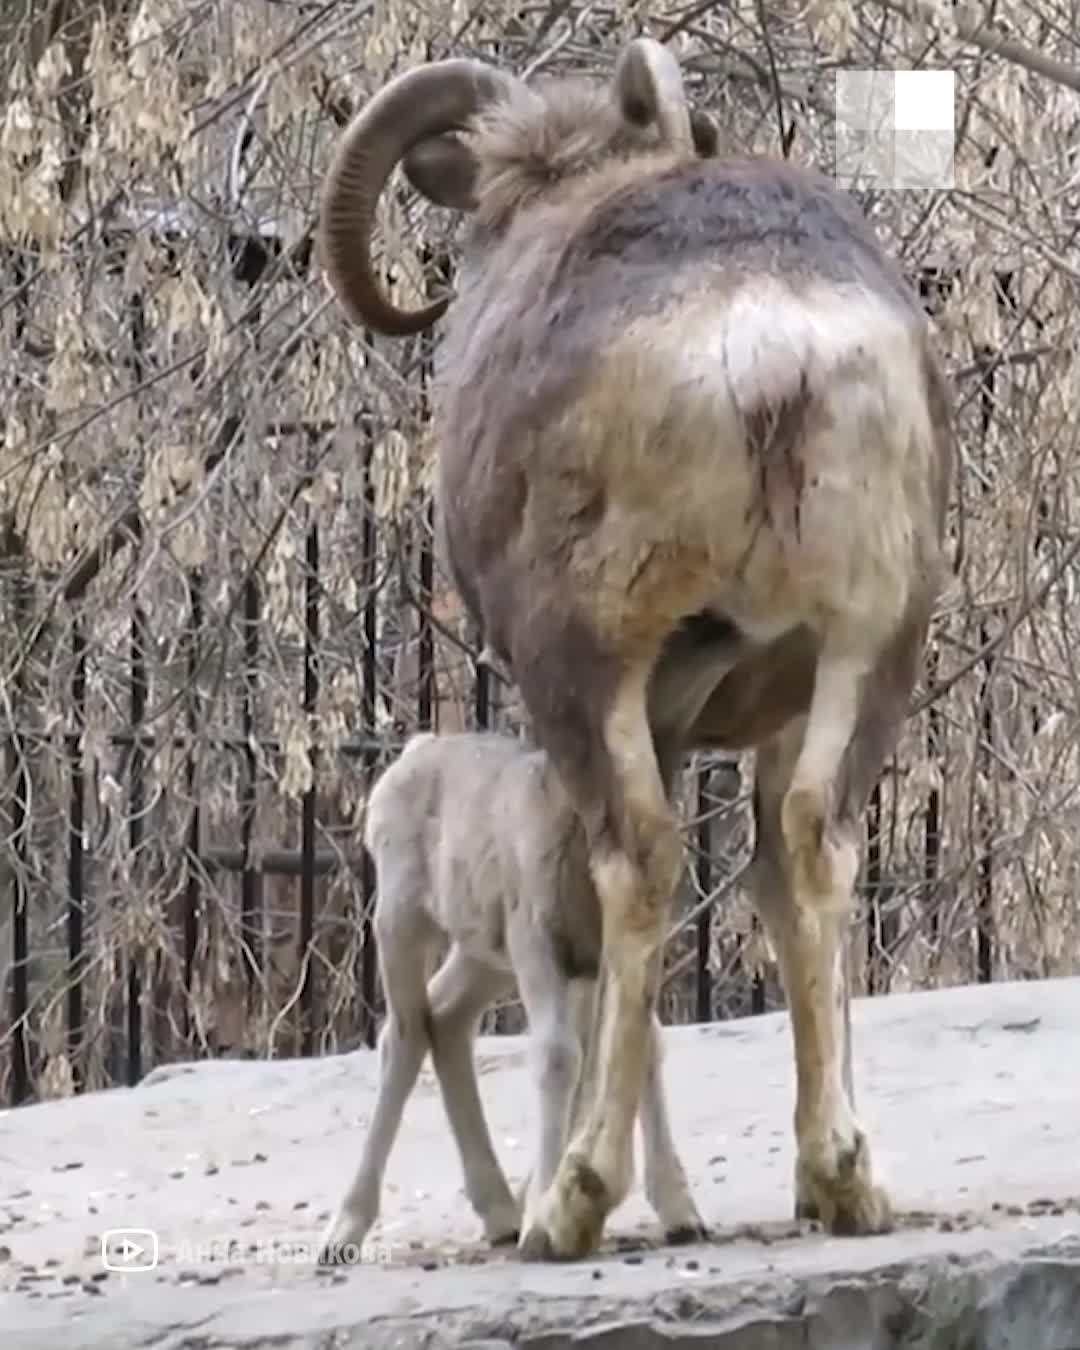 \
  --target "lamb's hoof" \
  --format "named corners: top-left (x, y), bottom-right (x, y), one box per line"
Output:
top-left (317, 1239), bottom-right (366, 1267)
top-left (517, 1153), bottom-right (611, 1262)
top-left (665, 1221), bottom-right (710, 1246)
top-left (489, 1227), bottom-right (520, 1248)
top-left (800, 1131), bottom-right (894, 1237)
